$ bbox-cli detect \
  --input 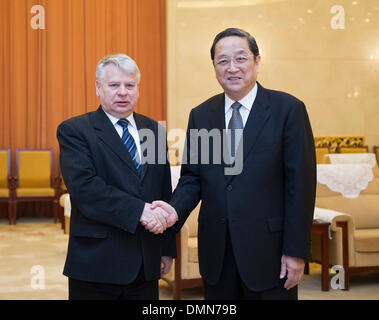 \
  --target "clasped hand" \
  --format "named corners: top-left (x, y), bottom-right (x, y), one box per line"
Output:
top-left (140, 201), bottom-right (178, 234)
